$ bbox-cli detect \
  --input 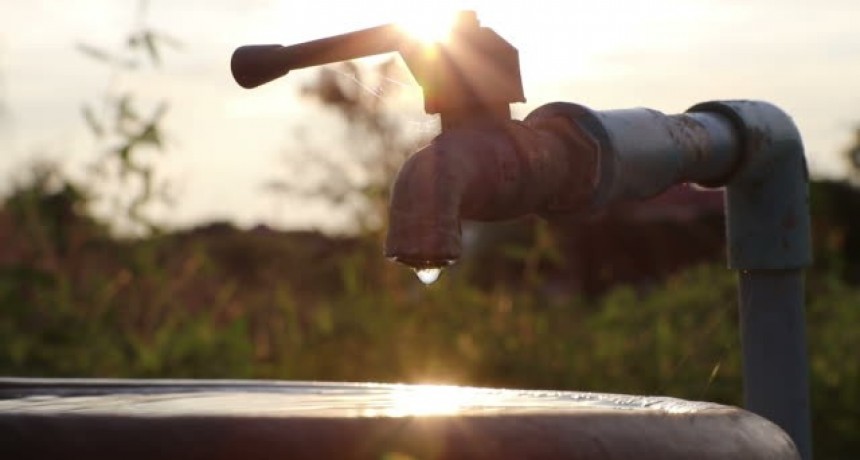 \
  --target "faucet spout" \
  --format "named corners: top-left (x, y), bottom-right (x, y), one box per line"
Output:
top-left (384, 120), bottom-right (599, 269)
